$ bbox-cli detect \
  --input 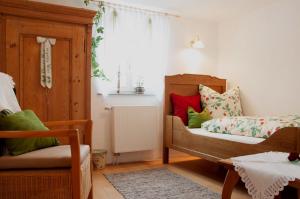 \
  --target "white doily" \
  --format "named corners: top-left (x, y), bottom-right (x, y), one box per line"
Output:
top-left (232, 152), bottom-right (300, 199)
top-left (37, 36), bottom-right (56, 89)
